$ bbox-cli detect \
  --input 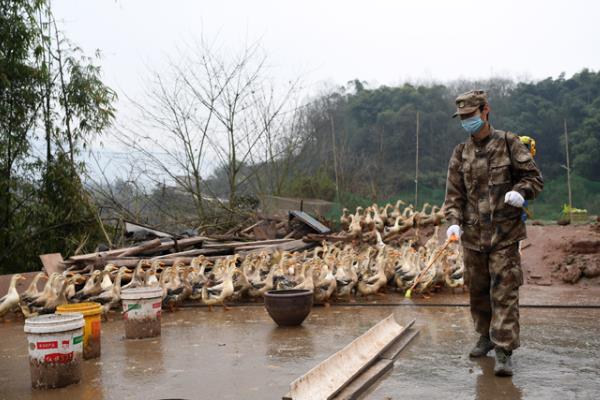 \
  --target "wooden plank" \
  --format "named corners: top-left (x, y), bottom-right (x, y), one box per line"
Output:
top-left (289, 210), bottom-right (331, 234)
top-left (39, 253), bottom-right (65, 275)
top-left (124, 220), bottom-right (175, 238)
top-left (283, 314), bottom-right (404, 400)
top-left (119, 238), bottom-right (161, 257)
top-left (202, 238), bottom-right (294, 249)
top-left (152, 248), bottom-right (227, 259)
top-left (241, 221), bottom-right (262, 234)
top-left (68, 236), bottom-right (208, 262)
